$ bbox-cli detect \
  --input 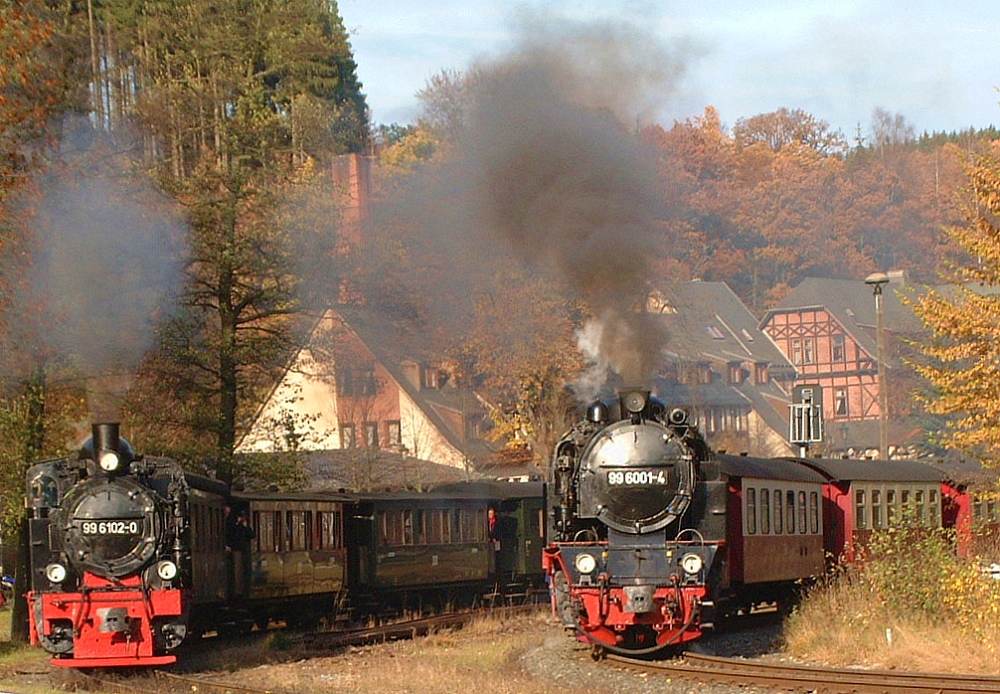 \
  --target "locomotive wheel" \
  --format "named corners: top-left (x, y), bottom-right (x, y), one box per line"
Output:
top-left (552, 571), bottom-right (579, 628)
top-left (590, 643), bottom-right (605, 661)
